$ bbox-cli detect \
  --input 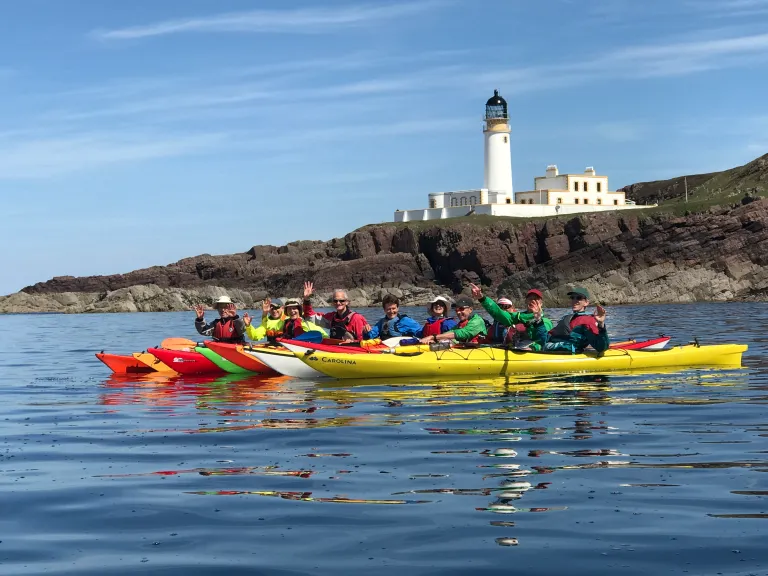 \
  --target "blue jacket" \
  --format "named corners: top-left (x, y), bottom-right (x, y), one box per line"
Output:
top-left (367, 314), bottom-right (423, 339)
top-left (417, 316), bottom-right (458, 337)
